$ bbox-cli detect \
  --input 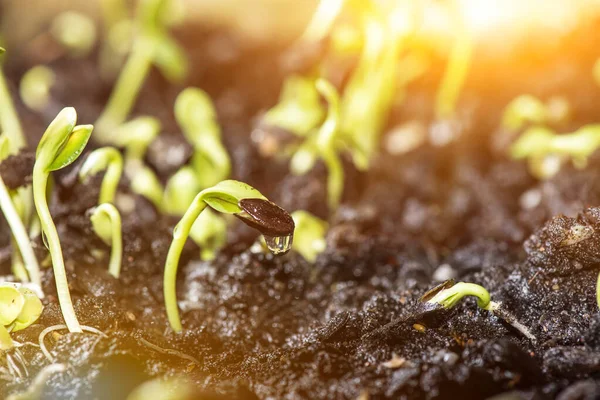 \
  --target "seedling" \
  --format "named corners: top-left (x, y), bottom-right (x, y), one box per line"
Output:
top-left (510, 125), bottom-right (600, 179)
top-left (51, 11), bottom-right (97, 57)
top-left (33, 107), bottom-right (93, 333)
top-left (424, 280), bottom-right (535, 341)
top-left (113, 116), bottom-right (161, 160)
top-left (189, 208), bottom-right (227, 261)
top-left (19, 66), bottom-right (56, 111)
top-left (90, 203), bottom-right (123, 278)
top-left (0, 137), bottom-right (41, 287)
top-left (174, 88), bottom-right (231, 188)
top-left (291, 79), bottom-right (343, 211)
top-left (291, 210), bottom-right (327, 263)
top-left (502, 95), bottom-right (570, 132)
top-left (95, 0), bottom-right (188, 141)
top-left (127, 160), bottom-right (164, 209)
top-left (261, 76), bottom-right (325, 138)
top-left (435, 0), bottom-right (472, 119)
top-left (163, 166), bottom-right (201, 216)
top-left (164, 180), bottom-right (295, 332)
top-left (79, 147), bottom-right (124, 205)
top-left (0, 283), bottom-right (42, 380)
